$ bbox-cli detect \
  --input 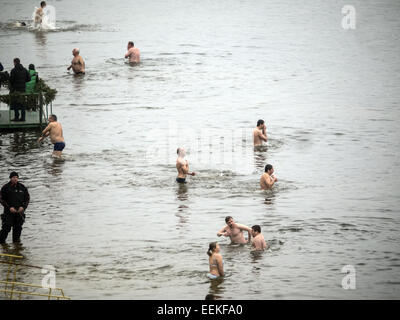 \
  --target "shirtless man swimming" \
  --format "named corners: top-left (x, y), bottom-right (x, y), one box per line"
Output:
top-left (124, 41), bottom-right (140, 64)
top-left (38, 114), bottom-right (65, 158)
top-left (217, 216), bottom-right (252, 244)
top-left (34, 1), bottom-right (46, 27)
top-left (251, 225), bottom-right (267, 251)
top-left (253, 119), bottom-right (268, 147)
top-left (176, 148), bottom-right (195, 183)
top-left (67, 48), bottom-right (85, 74)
